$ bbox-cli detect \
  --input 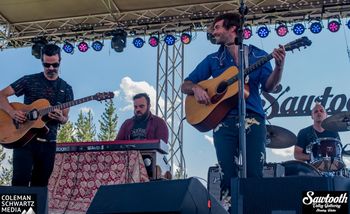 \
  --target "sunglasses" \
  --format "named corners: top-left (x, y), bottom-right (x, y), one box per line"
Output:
top-left (42, 62), bottom-right (60, 68)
